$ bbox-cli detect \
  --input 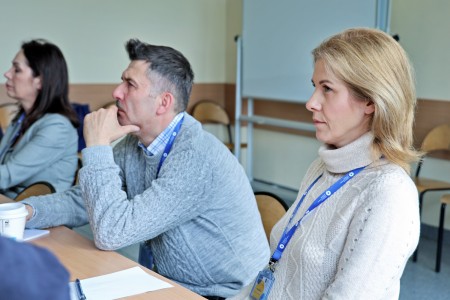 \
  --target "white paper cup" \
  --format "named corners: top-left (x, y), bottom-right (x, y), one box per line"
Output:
top-left (0, 202), bottom-right (28, 241)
